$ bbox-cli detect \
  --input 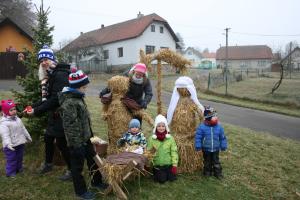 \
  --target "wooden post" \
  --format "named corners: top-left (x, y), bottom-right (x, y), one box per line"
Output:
top-left (207, 72), bottom-right (211, 91)
top-left (157, 59), bottom-right (162, 114)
